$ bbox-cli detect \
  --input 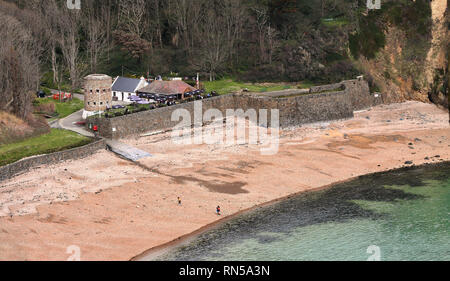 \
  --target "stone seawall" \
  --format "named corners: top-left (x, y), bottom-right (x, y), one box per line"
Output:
top-left (87, 79), bottom-right (381, 139)
top-left (234, 90), bottom-right (354, 127)
top-left (277, 90), bottom-right (354, 126)
top-left (342, 79), bottom-right (383, 110)
top-left (90, 95), bottom-right (236, 139)
top-left (0, 139), bottom-right (106, 182)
